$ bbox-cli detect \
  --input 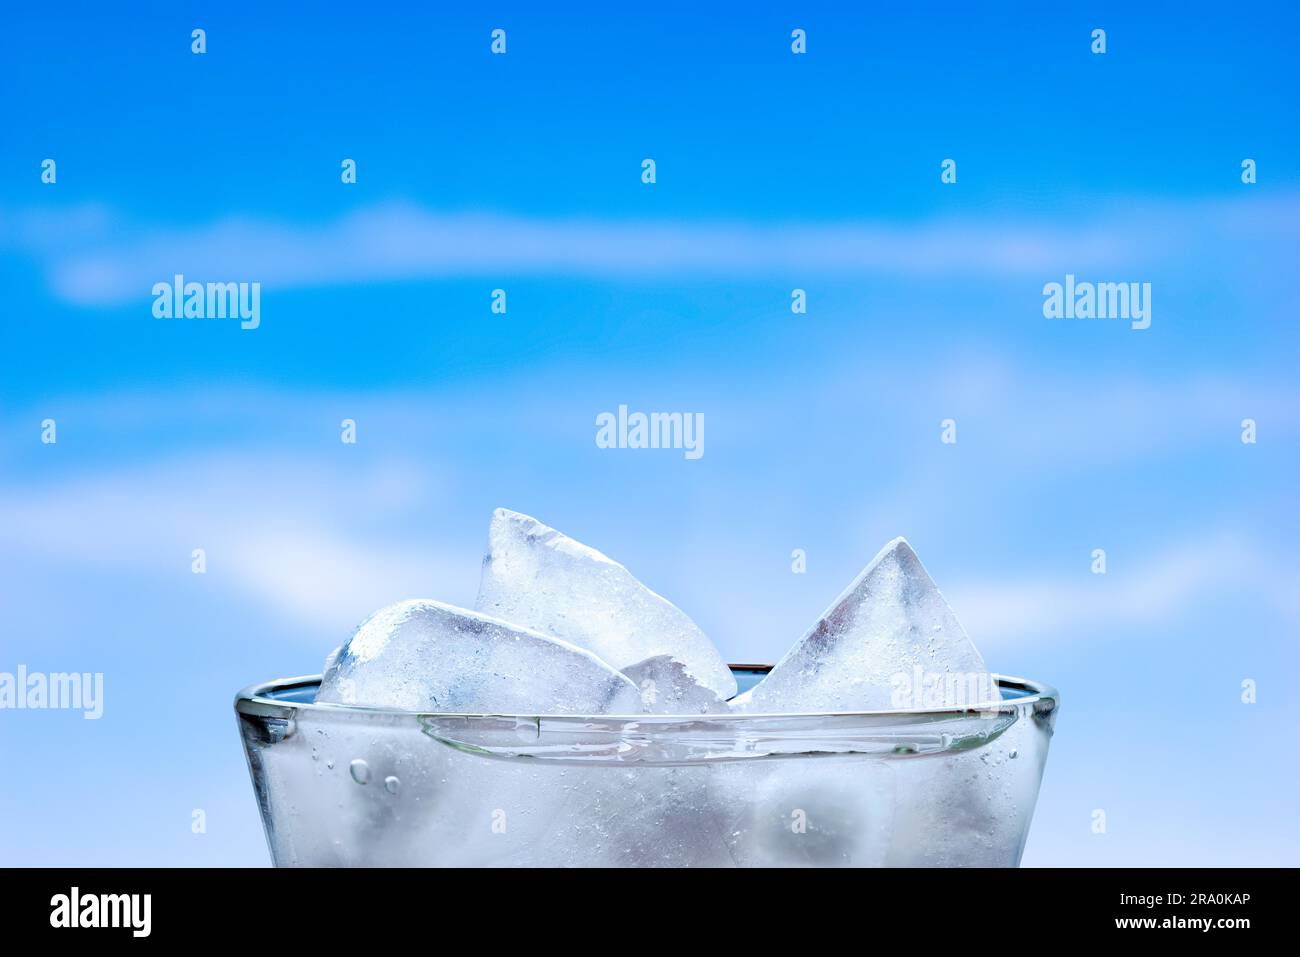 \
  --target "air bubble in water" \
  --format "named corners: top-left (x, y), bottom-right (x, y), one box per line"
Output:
top-left (384, 775), bottom-right (400, 794)
top-left (349, 758), bottom-right (371, 785)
